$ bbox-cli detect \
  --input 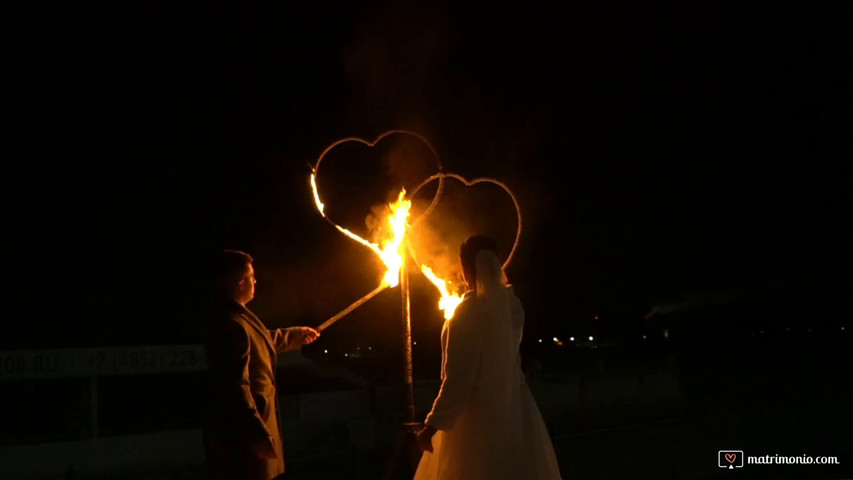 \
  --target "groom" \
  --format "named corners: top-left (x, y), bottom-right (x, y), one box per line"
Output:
top-left (202, 250), bottom-right (319, 480)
